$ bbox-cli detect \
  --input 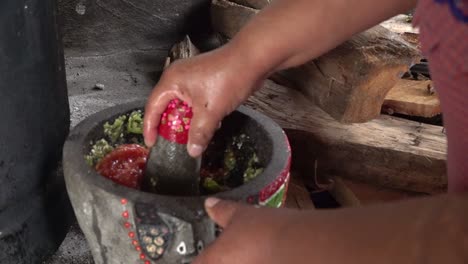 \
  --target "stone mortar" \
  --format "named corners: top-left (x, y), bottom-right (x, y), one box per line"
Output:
top-left (63, 100), bottom-right (291, 264)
